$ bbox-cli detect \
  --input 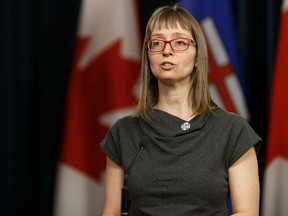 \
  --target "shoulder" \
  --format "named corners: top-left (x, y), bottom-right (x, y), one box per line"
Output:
top-left (112, 115), bottom-right (139, 128)
top-left (209, 108), bottom-right (262, 166)
top-left (211, 107), bottom-right (248, 126)
top-left (207, 107), bottom-right (258, 138)
top-left (109, 114), bottom-right (142, 136)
